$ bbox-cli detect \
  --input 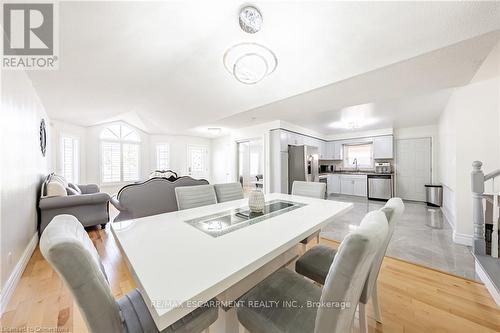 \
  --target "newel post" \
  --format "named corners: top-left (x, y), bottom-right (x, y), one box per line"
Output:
top-left (471, 161), bottom-right (486, 255)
